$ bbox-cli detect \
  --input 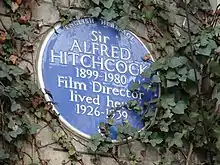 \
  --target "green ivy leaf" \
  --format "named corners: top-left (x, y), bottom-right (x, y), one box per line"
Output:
top-left (143, 0), bottom-right (152, 5)
top-left (151, 60), bottom-right (166, 71)
top-left (2, 132), bottom-right (12, 142)
top-left (197, 45), bottom-right (212, 56)
top-left (92, 0), bottom-right (99, 5)
top-left (152, 75), bottom-right (161, 83)
top-left (167, 80), bottom-right (179, 87)
top-left (187, 69), bottom-right (201, 81)
top-left (101, 0), bottom-right (114, 9)
top-left (166, 70), bottom-right (177, 80)
top-left (169, 56), bottom-right (188, 68)
top-left (161, 95), bottom-right (176, 109)
top-left (159, 120), bottom-right (169, 132)
top-left (172, 101), bottom-right (187, 115)
top-left (173, 132), bottom-right (183, 147)
top-left (29, 123), bottom-right (41, 134)
top-left (88, 7), bottom-right (102, 17)
top-left (209, 61), bottom-right (220, 77)
top-left (216, 137), bottom-right (220, 151)
top-left (130, 82), bottom-right (140, 91)
top-left (200, 36), bottom-right (209, 46)
top-left (8, 119), bottom-right (15, 129)
top-left (102, 8), bottom-right (118, 21)
top-left (0, 71), bottom-right (8, 78)
top-left (163, 109), bottom-right (173, 118)
top-left (9, 127), bottom-right (23, 138)
top-left (178, 67), bottom-right (188, 76)
top-left (213, 92), bottom-right (220, 102)
top-left (108, 118), bottom-right (114, 125)
top-left (142, 83), bottom-right (151, 90)
top-left (149, 137), bottom-right (163, 147)
top-left (11, 102), bottom-right (21, 112)
top-left (9, 66), bottom-right (25, 76)
top-left (12, 22), bottom-right (30, 40)
top-left (166, 132), bottom-right (183, 148)
top-left (22, 114), bottom-right (31, 125)
top-left (0, 150), bottom-right (10, 160)
top-left (117, 16), bottom-right (129, 29)
top-left (144, 10), bottom-right (154, 20)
